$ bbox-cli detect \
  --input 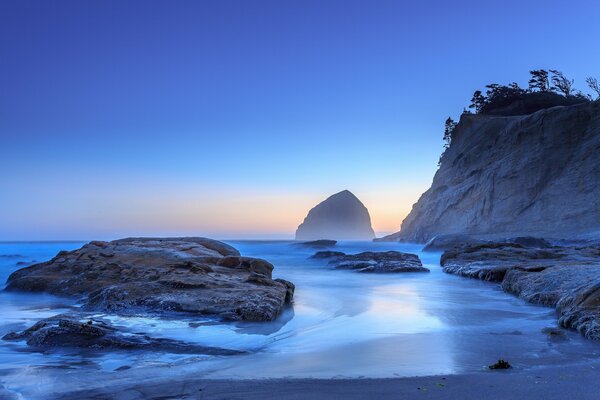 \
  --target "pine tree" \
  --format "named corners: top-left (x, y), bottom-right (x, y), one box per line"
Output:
top-left (550, 70), bottom-right (574, 96)
top-left (586, 77), bottom-right (600, 99)
top-left (528, 69), bottom-right (550, 92)
top-left (469, 90), bottom-right (486, 113)
top-left (443, 117), bottom-right (457, 148)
